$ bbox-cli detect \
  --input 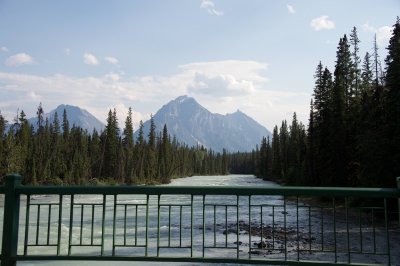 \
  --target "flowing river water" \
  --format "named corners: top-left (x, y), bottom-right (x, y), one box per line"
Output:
top-left (0, 174), bottom-right (398, 265)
